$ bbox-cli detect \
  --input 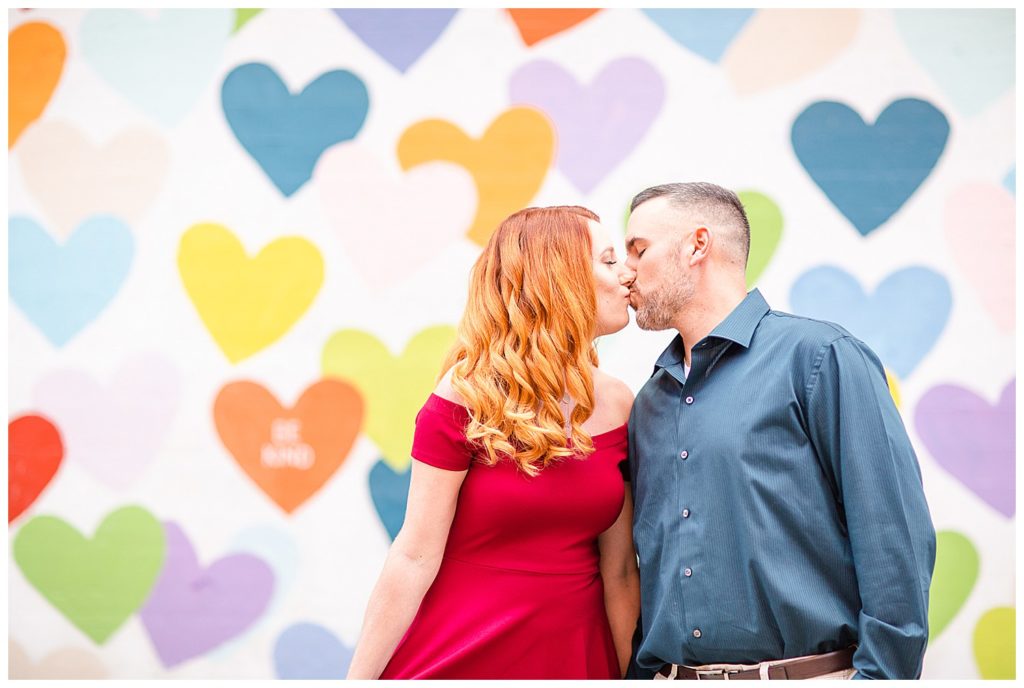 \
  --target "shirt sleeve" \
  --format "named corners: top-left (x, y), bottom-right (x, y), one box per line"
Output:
top-left (410, 403), bottom-right (474, 471)
top-left (804, 335), bottom-right (936, 680)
